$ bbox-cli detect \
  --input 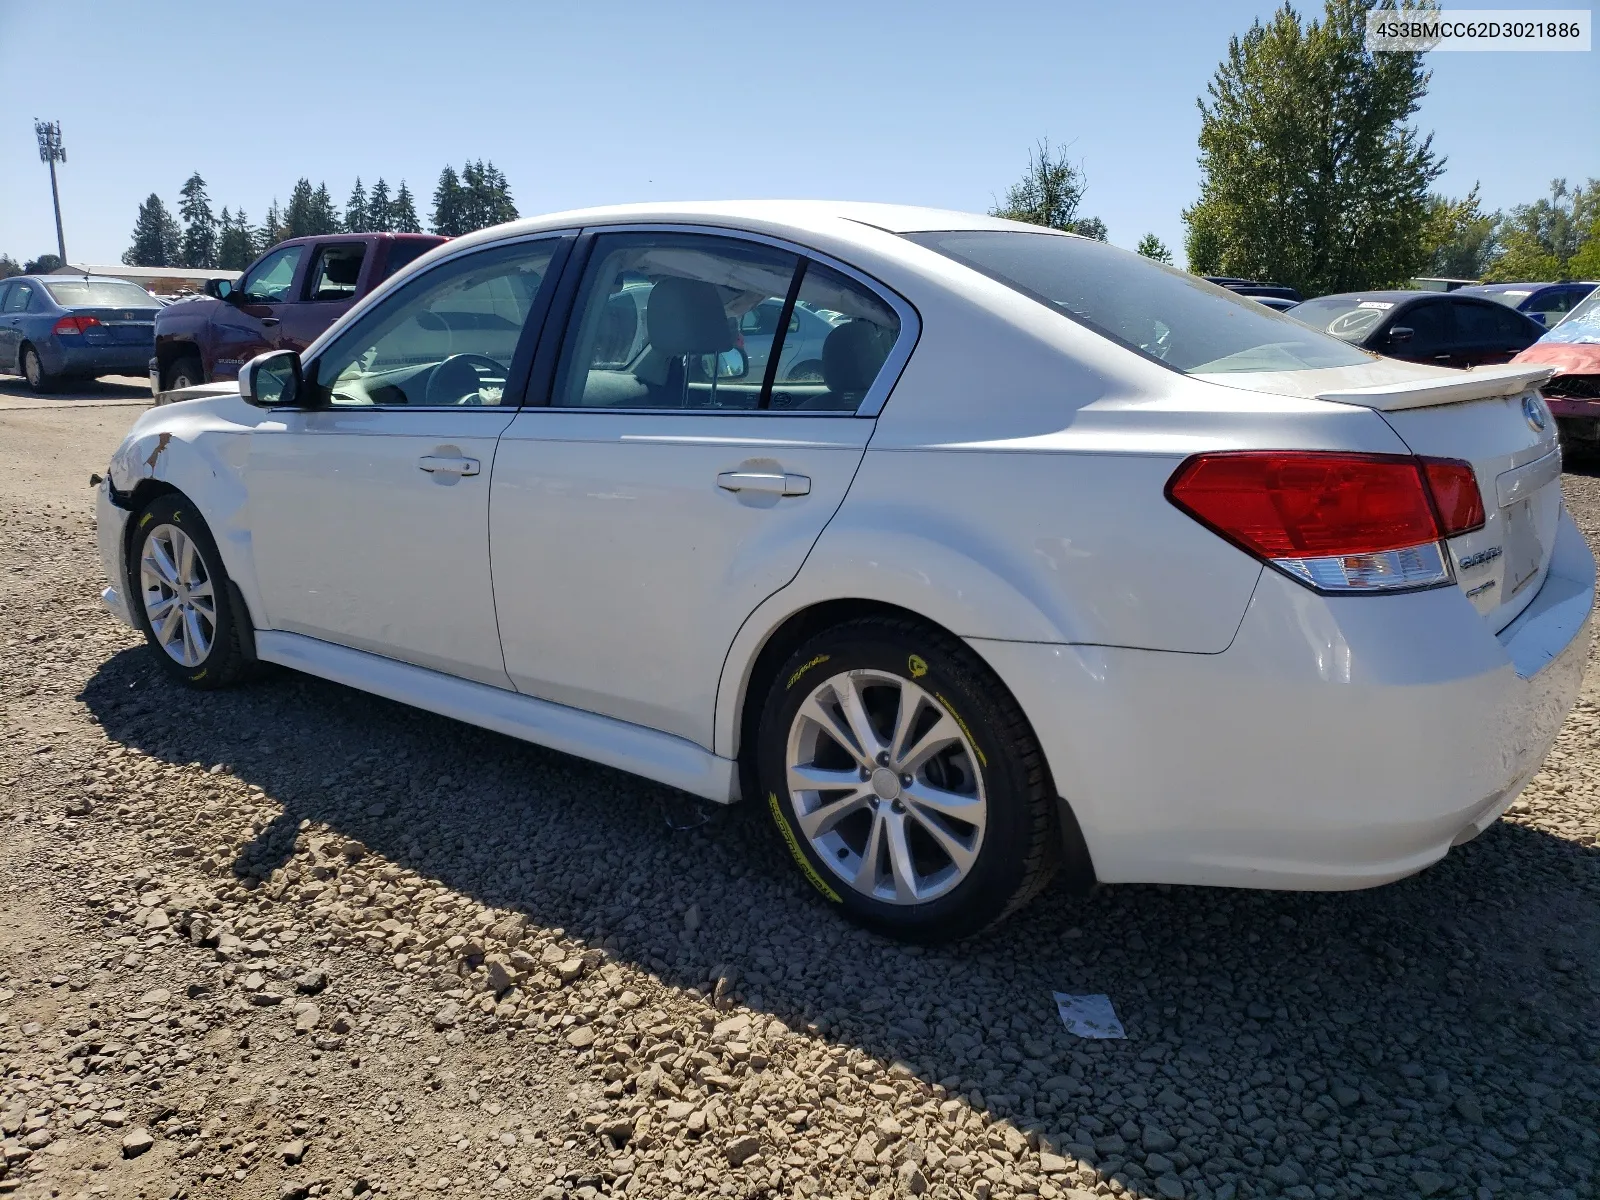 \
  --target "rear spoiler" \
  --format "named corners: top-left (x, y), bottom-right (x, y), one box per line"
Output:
top-left (1317, 363), bottom-right (1556, 412)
